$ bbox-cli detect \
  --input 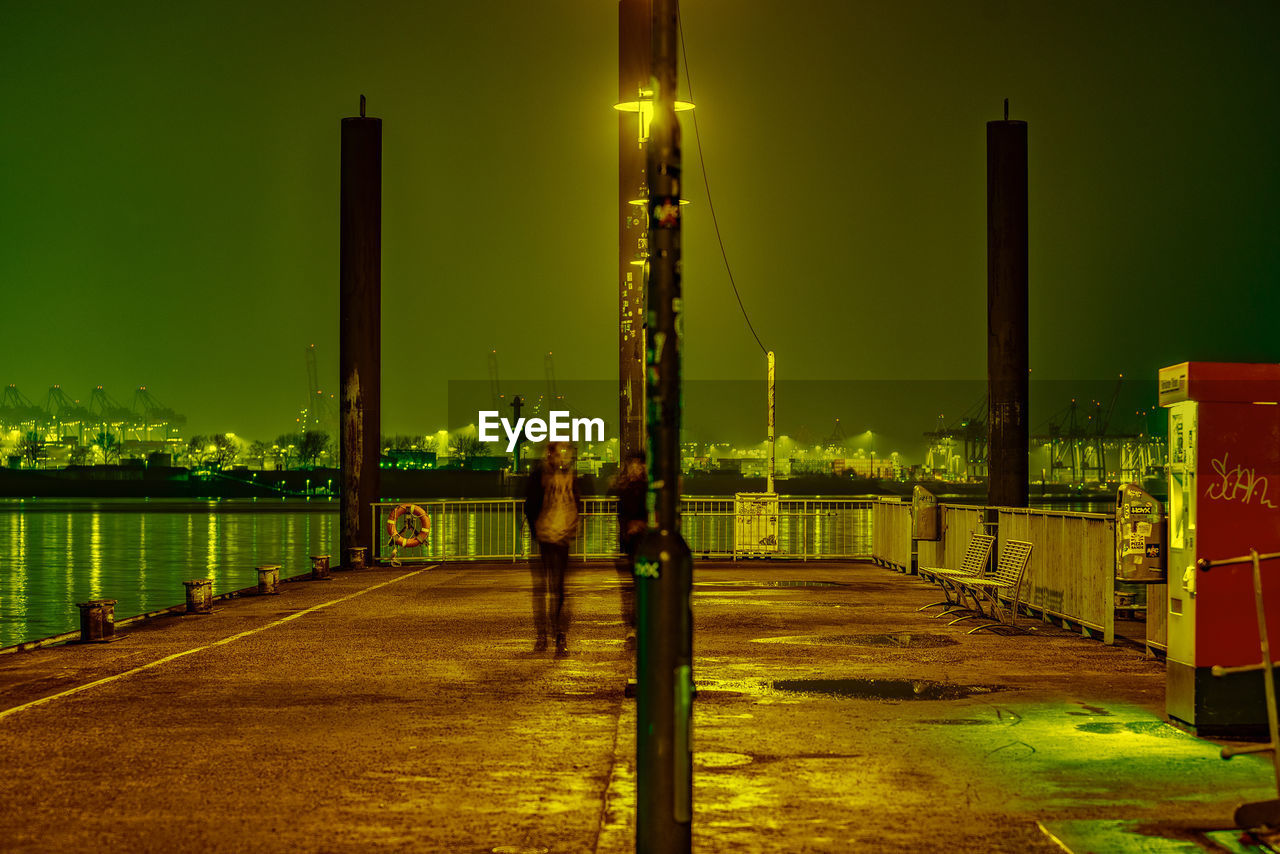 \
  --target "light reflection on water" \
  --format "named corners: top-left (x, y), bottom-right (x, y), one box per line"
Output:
top-left (0, 499), bottom-right (338, 648)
